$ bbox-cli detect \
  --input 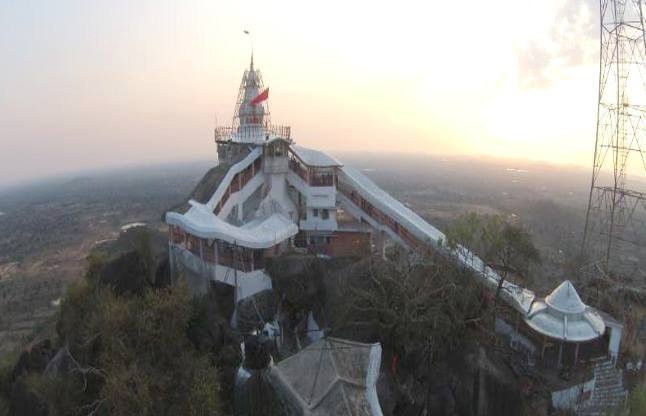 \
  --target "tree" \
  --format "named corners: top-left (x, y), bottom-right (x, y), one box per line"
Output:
top-left (447, 213), bottom-right (541, 324)
top-left (47, 247), bottom-right (224, 415)
top-left (445, 212), bottom-right (483, 266)
top-left (333, 254), bottom-right (487, 365)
